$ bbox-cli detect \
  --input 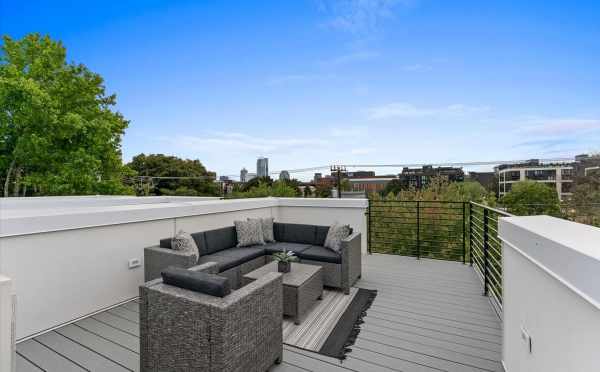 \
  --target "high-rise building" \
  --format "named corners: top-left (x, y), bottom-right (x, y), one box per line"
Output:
top-left (279, 170), bottom-right (290, 181)
top-left (257, 157), bottom-right (269, 178)
top-left (240, 168), bottom-right (248, 183)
